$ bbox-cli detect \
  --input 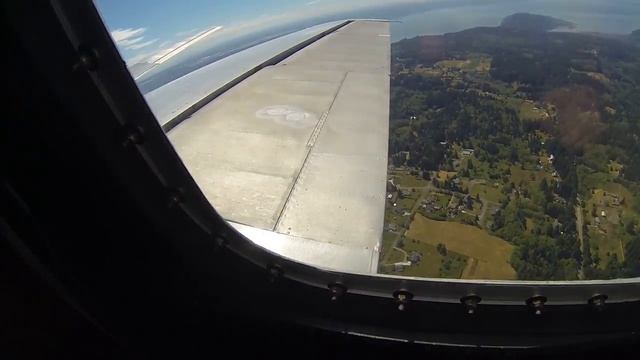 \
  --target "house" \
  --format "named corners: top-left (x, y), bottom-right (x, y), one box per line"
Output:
top-left (463, 194), bottom-right (473, 209)
top-left (387, 179), bottom-right (398, 192)
top-left (408, 251), bottom-right (422, 264)
top-left (461, 148), bottom-right (475, 156)
top-left (601, 210), bottom-right (607, 217)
